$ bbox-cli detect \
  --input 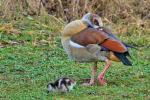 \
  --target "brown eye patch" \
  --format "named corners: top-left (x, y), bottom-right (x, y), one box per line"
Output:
top-left (93, 19), bottom-right (99, 26)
